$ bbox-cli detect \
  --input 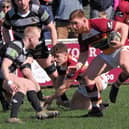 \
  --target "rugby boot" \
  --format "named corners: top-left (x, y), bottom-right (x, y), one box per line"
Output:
top-left (44, 109), bottom-right (59, 118)
top-left (100, 102), bottom-right (109, 111)
top-left (6, 118), bottom-right (23, 124)
top-left (36, 110), bottom-right (59, 119)
top-left (82, 106), bottom-right (103, 117)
